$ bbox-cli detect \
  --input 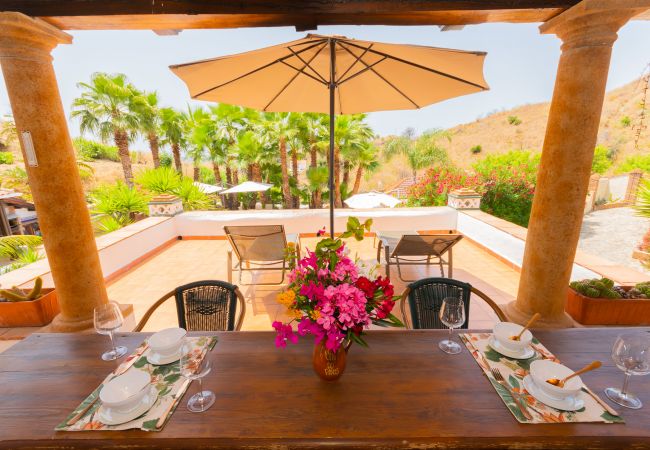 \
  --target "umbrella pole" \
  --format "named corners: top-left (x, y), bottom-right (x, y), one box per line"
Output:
top-left (329, 38), bottom-right (336, 238)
